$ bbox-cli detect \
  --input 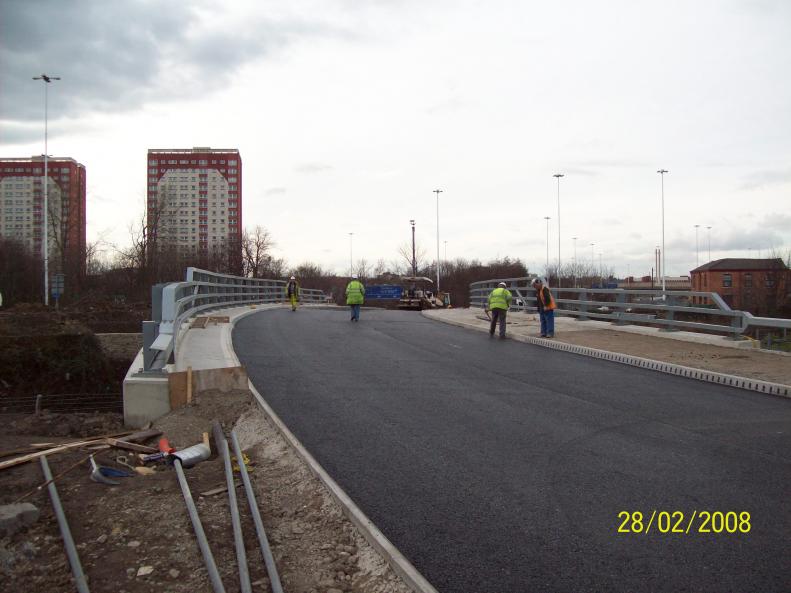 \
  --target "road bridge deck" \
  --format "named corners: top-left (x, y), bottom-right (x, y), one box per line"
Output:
top-left (233, 308), bottom-right (791, 593)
